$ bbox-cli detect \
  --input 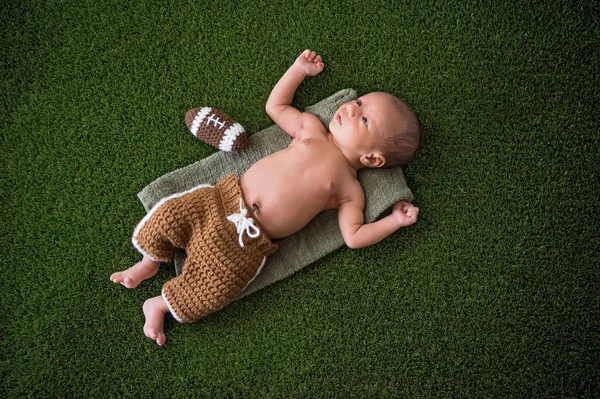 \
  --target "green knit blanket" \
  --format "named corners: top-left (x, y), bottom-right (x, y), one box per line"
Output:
top-left (138, 89), bottom-right (413, 299)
